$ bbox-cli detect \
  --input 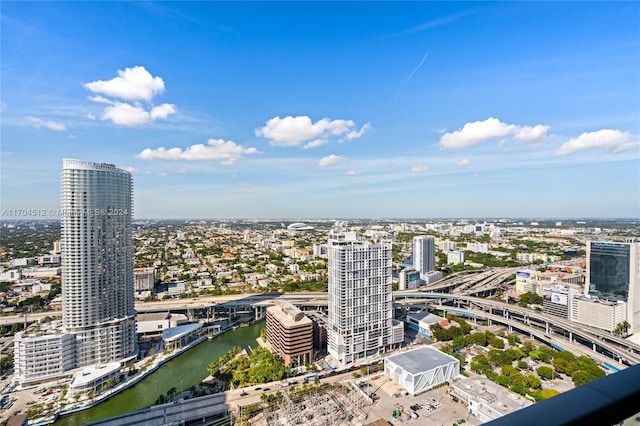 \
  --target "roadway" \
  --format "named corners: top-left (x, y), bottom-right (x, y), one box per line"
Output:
top-left (401, 293), bottom-right (640, 366)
